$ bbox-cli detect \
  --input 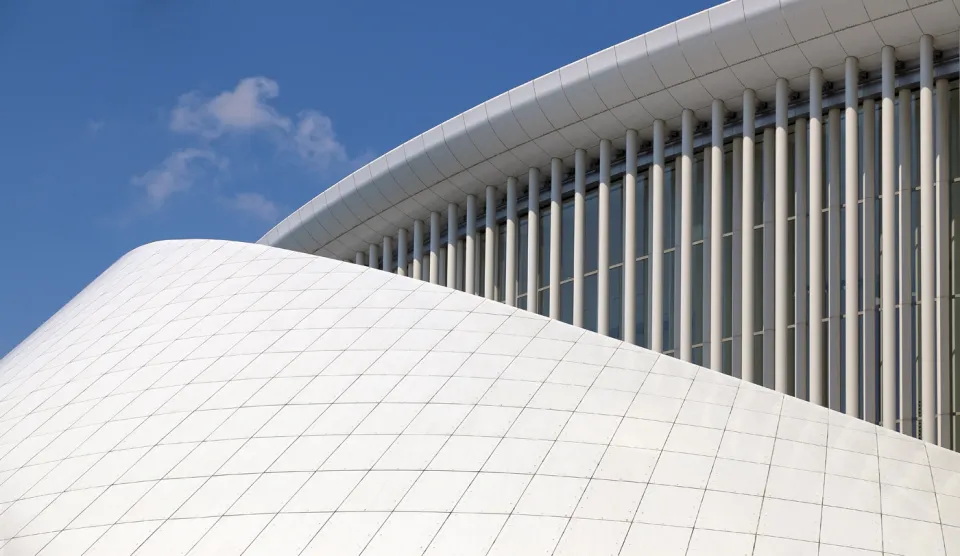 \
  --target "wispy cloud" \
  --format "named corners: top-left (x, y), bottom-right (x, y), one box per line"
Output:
top-left (224, 192), bottom-right (281, 223)
top-left (87, 119), bottom-right (105, 134)
top-left (131, 148), bottom-right (225, 207)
